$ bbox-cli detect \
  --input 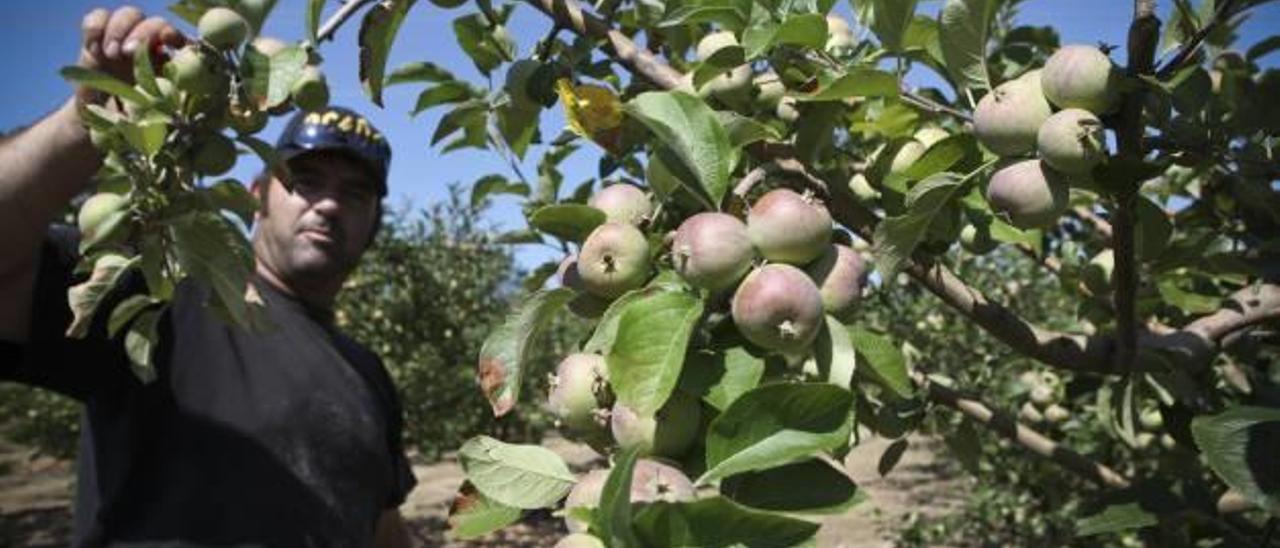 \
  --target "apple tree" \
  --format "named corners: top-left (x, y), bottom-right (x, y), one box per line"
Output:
top-left (351, 0), bottom-right (1278, 544)
top-left (68, 0), bottom-right (1280, 544)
